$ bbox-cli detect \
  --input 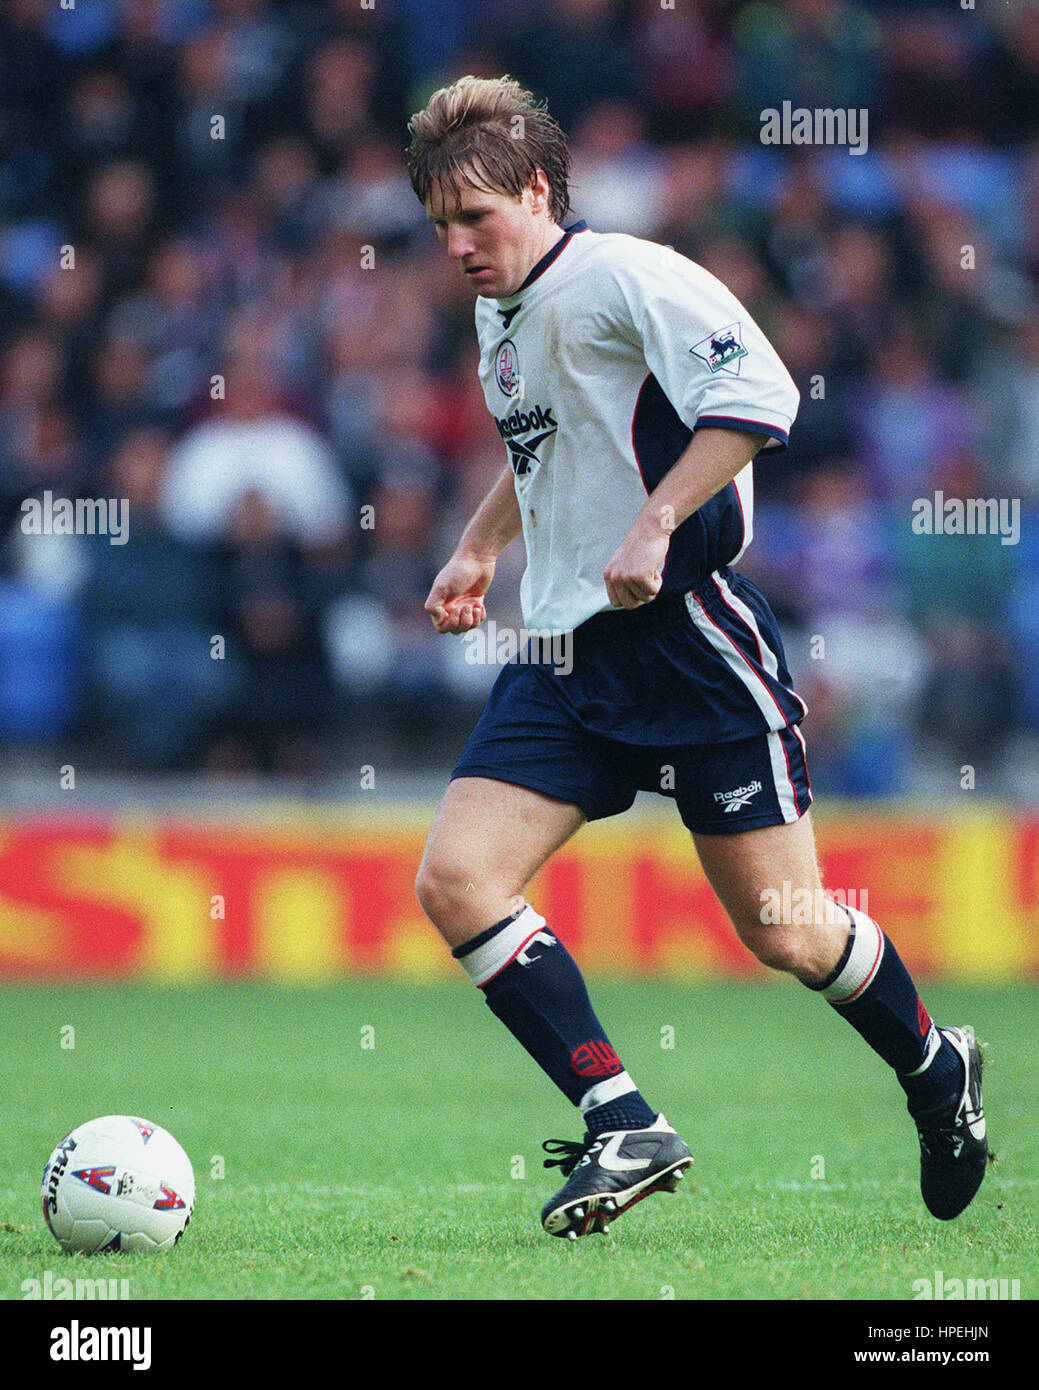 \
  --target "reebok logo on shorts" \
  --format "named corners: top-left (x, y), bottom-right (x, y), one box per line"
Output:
top-left (713, 780), bottom-right (762, 812)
